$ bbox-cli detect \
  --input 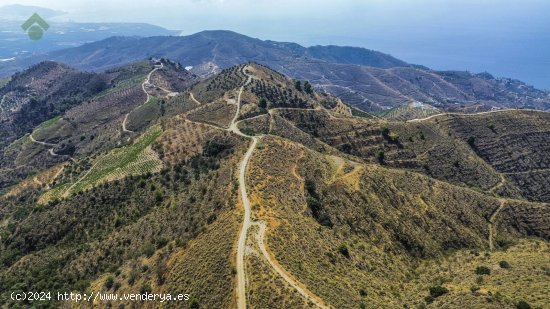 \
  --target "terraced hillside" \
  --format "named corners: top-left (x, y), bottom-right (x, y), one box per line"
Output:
top-left (5, 31), bottom-right (549, 113)
top-left (0, 62), bottom-right (548, 309)
top-left (380, 101), bottom-right (441, 121)
top-left (0, 59), bottom-right (197, 190)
